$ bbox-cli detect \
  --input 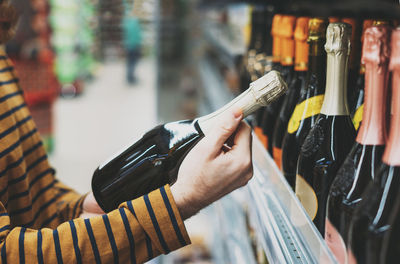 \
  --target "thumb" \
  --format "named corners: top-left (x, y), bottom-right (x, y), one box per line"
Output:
top-left (205, 108), bottom-right (243, 155)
